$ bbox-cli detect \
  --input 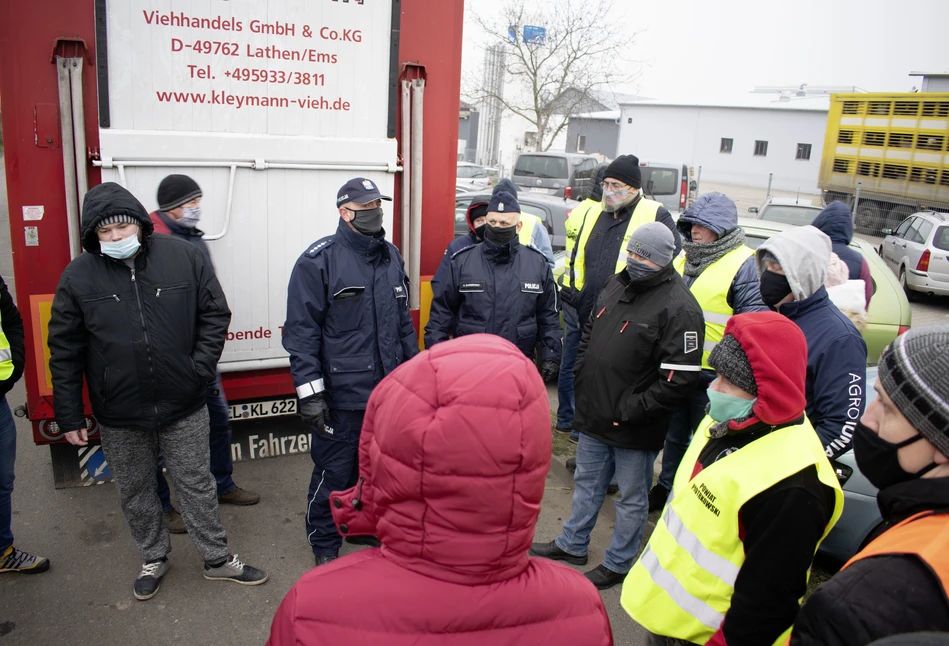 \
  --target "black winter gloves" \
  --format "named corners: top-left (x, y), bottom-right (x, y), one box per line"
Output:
top-left (300, 394), bottom-right (329, 432)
